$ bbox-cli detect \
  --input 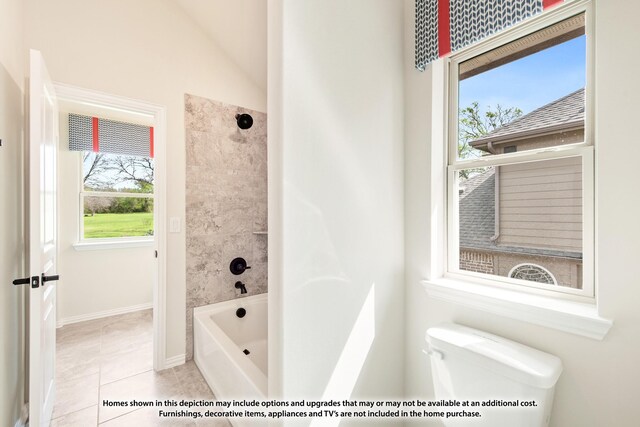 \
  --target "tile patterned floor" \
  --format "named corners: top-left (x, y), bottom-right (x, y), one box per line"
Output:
top-left (51, 309), bottom-right (230, 426)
